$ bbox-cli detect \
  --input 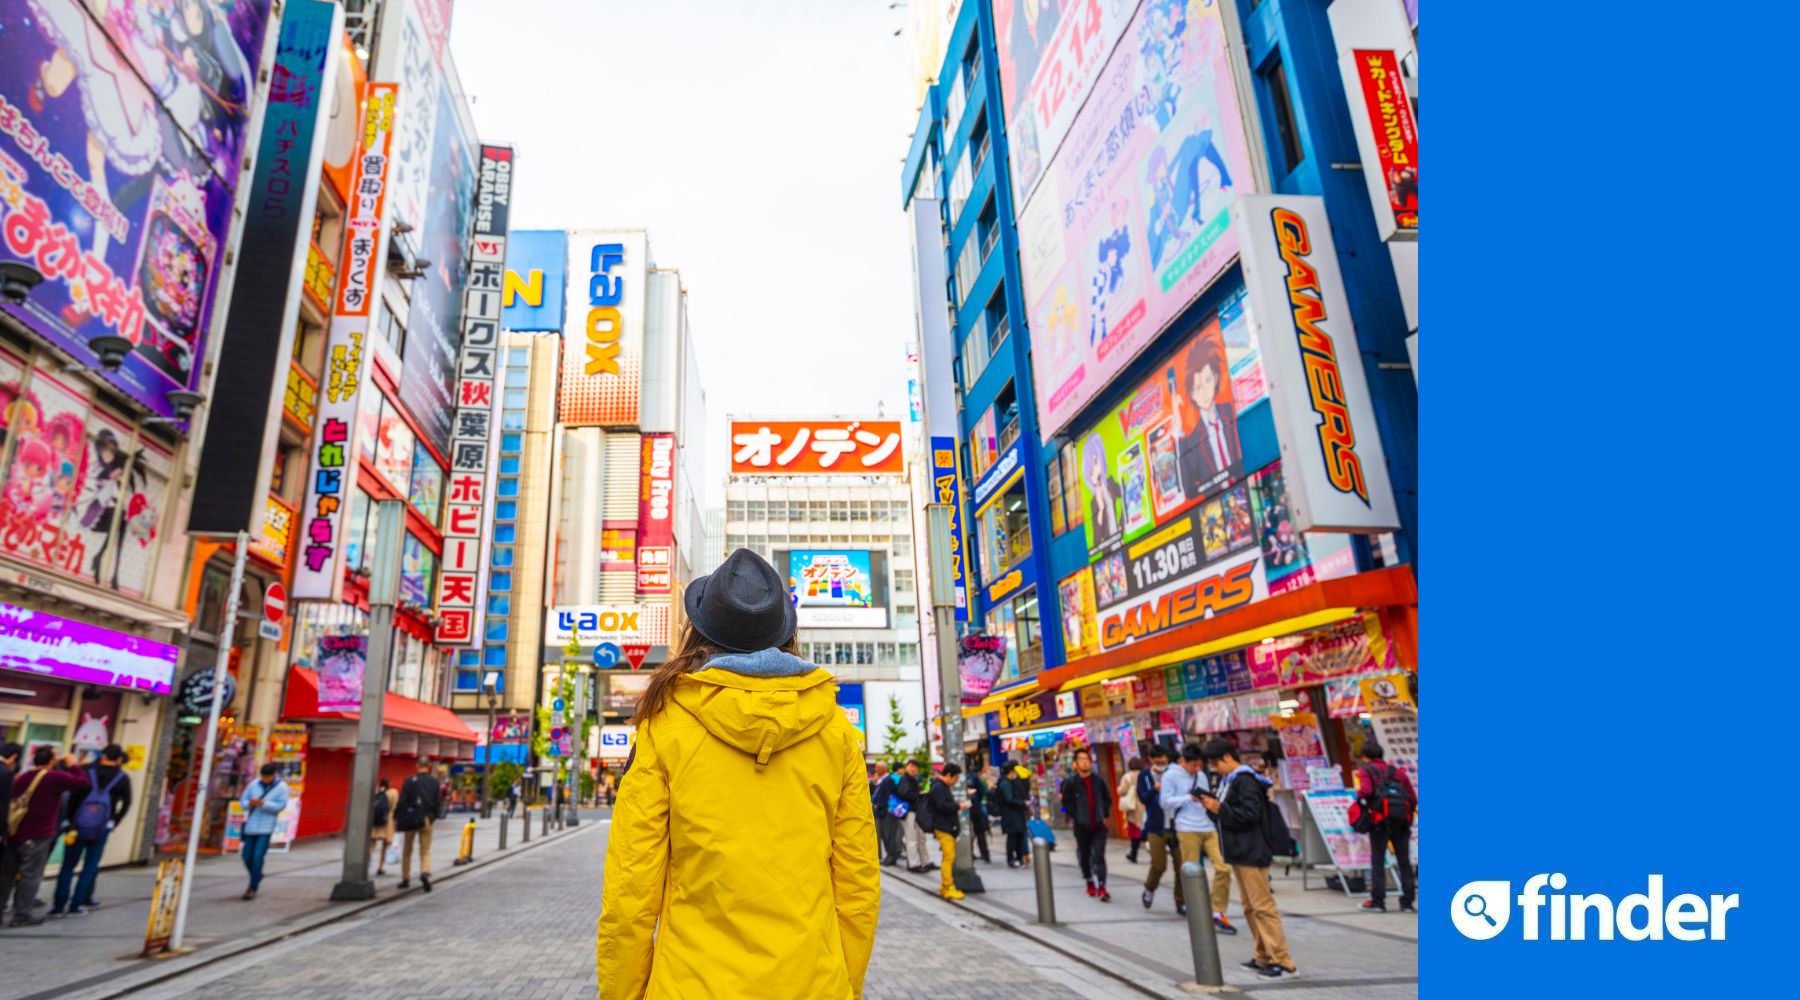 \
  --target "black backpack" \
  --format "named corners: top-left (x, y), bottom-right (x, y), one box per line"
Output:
top-left (1360, 764), bottom-right (1414, 826)
top-left (370, 788), bottom-right (391, 828)
top-left (1263, 797), bottom-right (1299, 857)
